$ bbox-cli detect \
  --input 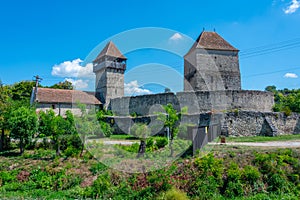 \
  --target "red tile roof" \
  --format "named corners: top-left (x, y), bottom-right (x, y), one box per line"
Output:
top-left (34, 88), bottom-right (101, 105)
top-left (196, 31), bottom-right (238, 51)
top-left (93, 41), bottom-right (127, 63)
top-left (185, 31), bottom-right (239, 57)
